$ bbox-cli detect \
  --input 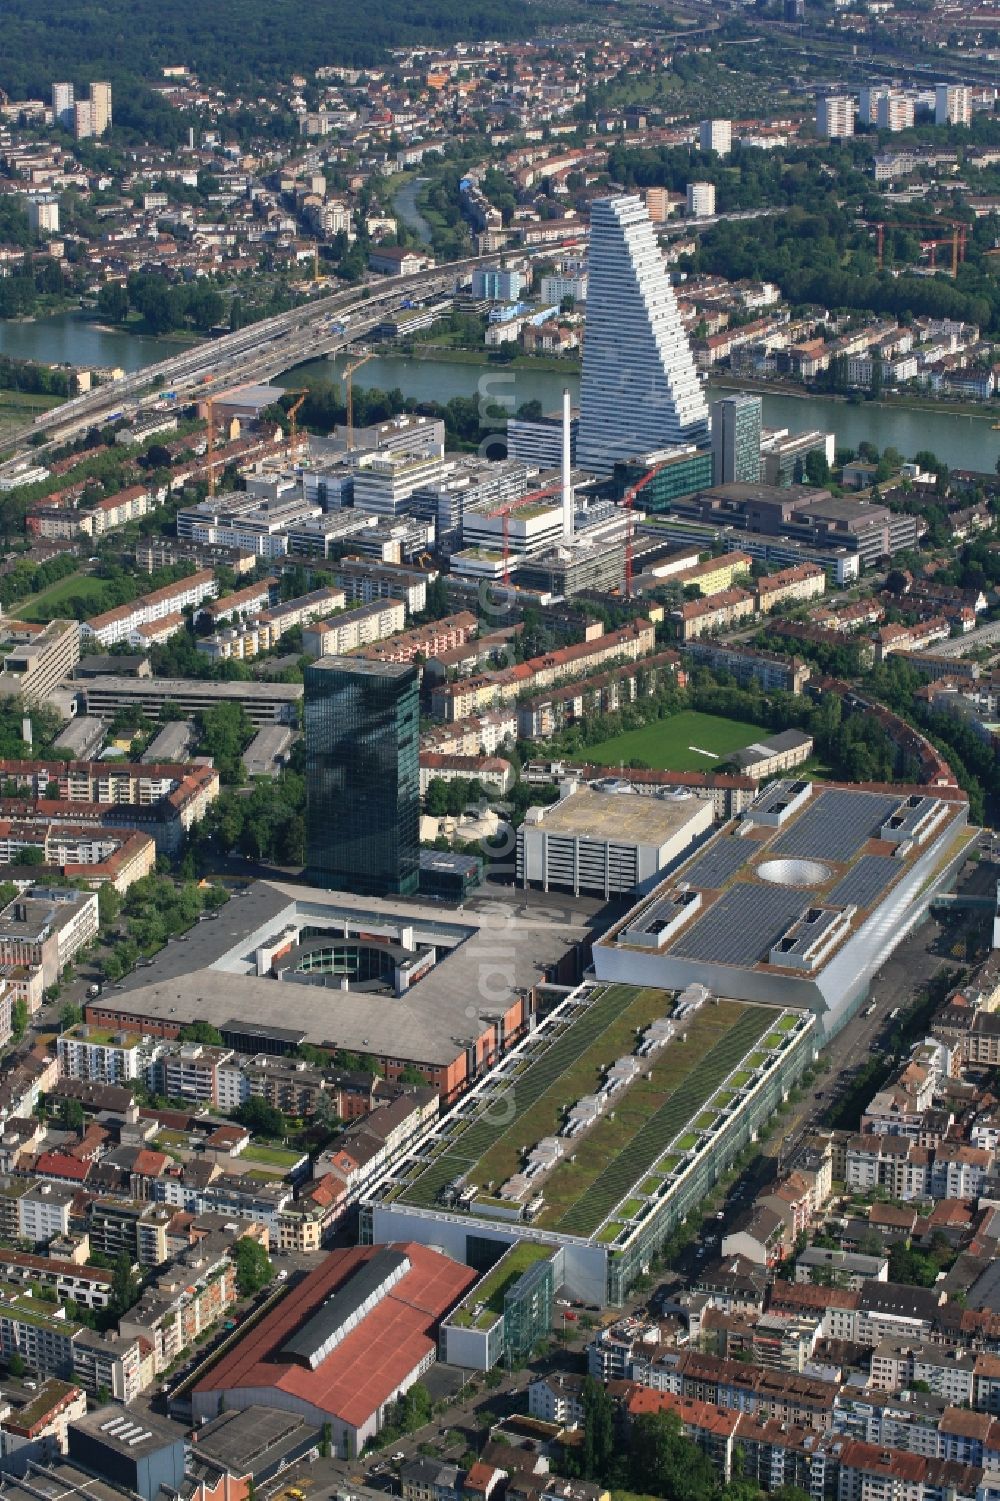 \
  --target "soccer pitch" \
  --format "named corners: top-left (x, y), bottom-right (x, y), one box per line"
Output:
top-left (584, 710), bottom-right (761, 772)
